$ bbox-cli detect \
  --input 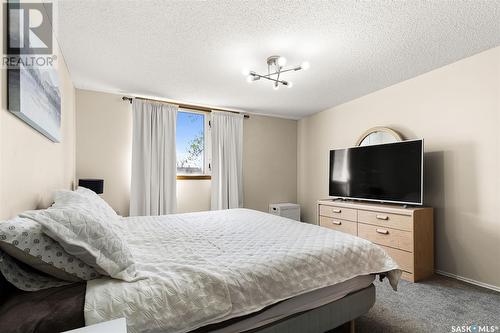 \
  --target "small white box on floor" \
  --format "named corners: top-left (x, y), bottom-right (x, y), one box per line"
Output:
top-left (63, 318), bottom-right (127, 333)
top-left (269, 203), bottom-right (301, 221)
